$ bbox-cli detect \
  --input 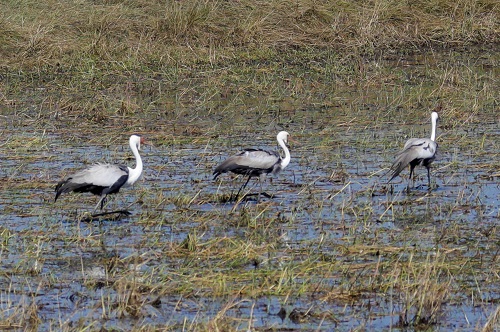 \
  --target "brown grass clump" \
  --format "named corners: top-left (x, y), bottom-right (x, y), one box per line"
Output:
top-left (1, 0), bottom-right (498, 69)
top-left (482, 305), bottom-right (500, 332)
top-left (391, 251), bottom-right (452, 328)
